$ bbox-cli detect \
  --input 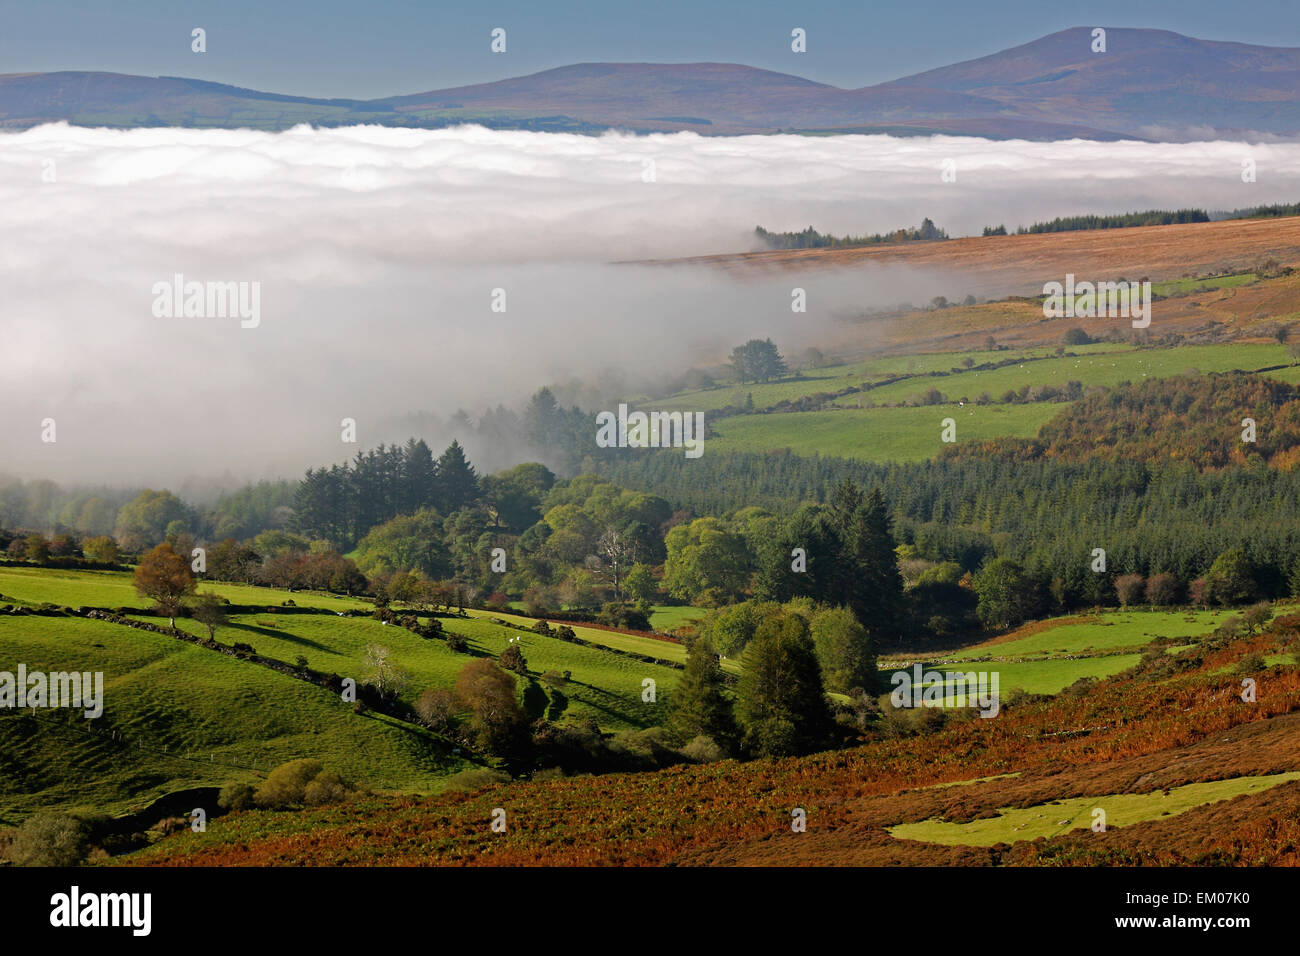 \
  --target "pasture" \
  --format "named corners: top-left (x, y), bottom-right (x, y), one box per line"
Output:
top-left (707, 402), bottom-right (1064, 460)
top-left (888, 772), bottom-right (1300, 847)
top-left (0, 614), bottom-right (471, 823)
